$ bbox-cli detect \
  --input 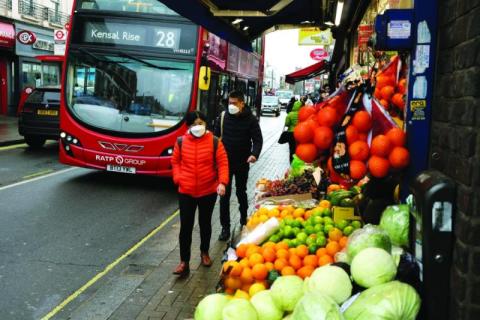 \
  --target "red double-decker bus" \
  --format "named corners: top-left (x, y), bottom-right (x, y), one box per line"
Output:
top-left (60, 0), bottom-right (263, 176)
